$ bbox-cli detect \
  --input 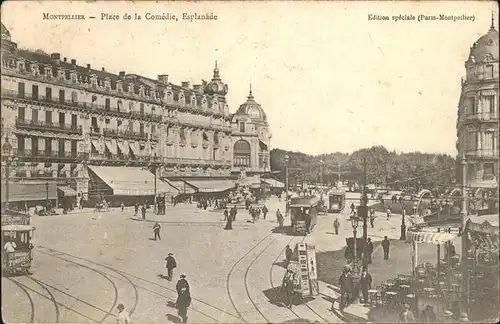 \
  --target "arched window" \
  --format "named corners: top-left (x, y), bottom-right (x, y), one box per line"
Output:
top-left (233, 140), bottom-right (251, 167)
top-left (117, 100), bottom-right (122, 112)
top-left (128, 101), bottom-right (134, 113)
top-left (180, 128), bottom-right (186, 140)
top-left (71, 90), bottom-right (78, 103)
